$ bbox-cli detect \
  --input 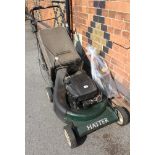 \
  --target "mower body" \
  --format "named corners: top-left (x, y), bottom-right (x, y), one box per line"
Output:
top-left (29, 5), bottom-right (129, 147)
